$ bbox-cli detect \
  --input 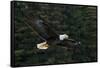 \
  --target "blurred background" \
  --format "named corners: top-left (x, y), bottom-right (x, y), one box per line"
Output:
top-left (13, 1), bottom-right (97, 66)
